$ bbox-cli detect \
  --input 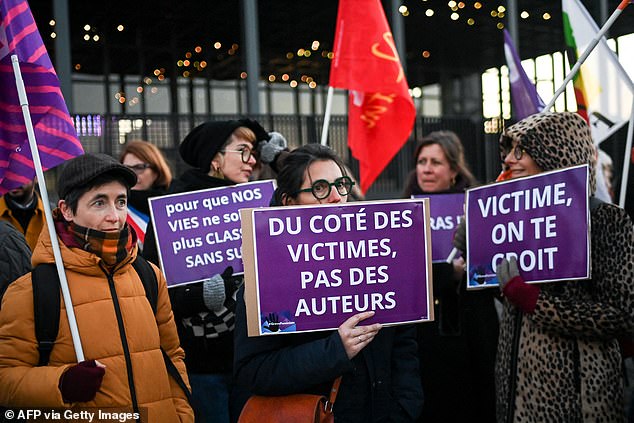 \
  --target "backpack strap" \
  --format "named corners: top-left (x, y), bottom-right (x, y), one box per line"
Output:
top-left (32, 263), bottom-right (60, 367)
top-left (161, 348), bottom-right (193, 403)
top-left (131, 256), bottom-right (158, 314)
top-left (131, 256), bottom-right (192, 403)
